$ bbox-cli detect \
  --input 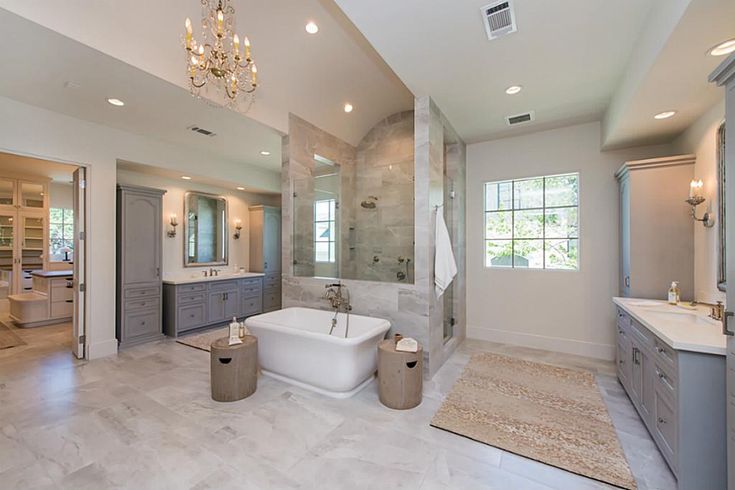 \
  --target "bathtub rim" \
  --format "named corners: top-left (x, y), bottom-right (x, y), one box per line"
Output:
top-left (244, 307), bottom-right (391, 346)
